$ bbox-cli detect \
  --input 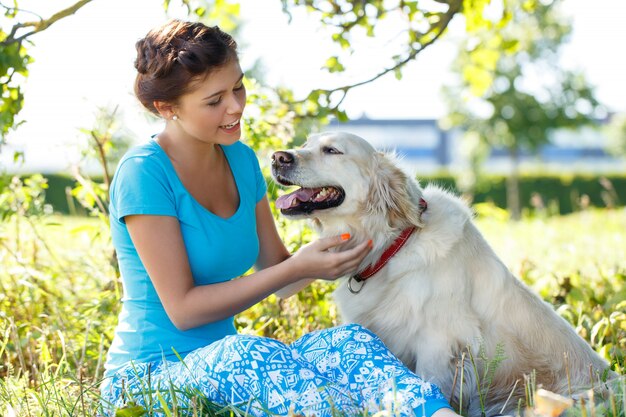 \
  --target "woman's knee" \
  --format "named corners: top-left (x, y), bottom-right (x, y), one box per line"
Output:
top-left (327, 323), bottom-right (385, 345)
top-left (187, 334), bottom-right (291, 372)
top-left (291, 323), bottom-right (388, 359)
top-left (337, 322), bottom-right (373, 336)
